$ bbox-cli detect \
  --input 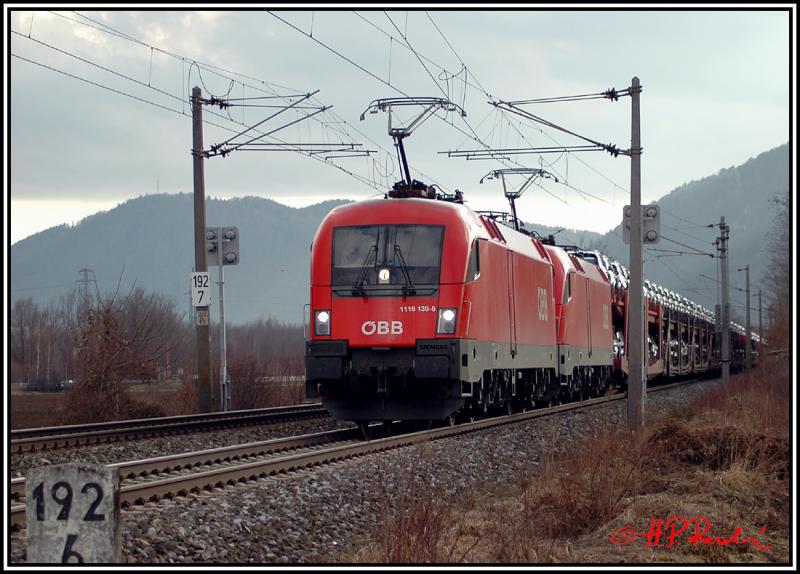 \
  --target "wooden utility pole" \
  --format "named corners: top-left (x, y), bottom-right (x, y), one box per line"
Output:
top-left (192, 86), bottom-right (212, 412)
